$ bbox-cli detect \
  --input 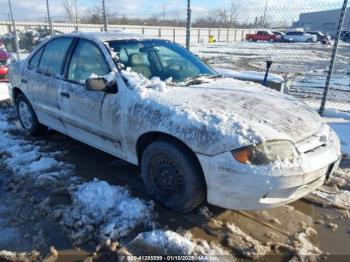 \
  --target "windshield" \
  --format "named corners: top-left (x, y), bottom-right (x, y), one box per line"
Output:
top-left (108, 39), bottom-right (216, 83)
